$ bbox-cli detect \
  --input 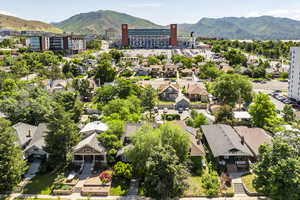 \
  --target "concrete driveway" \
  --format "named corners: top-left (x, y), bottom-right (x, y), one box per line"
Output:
top-left (24, 160), bottom-right (41, 181)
